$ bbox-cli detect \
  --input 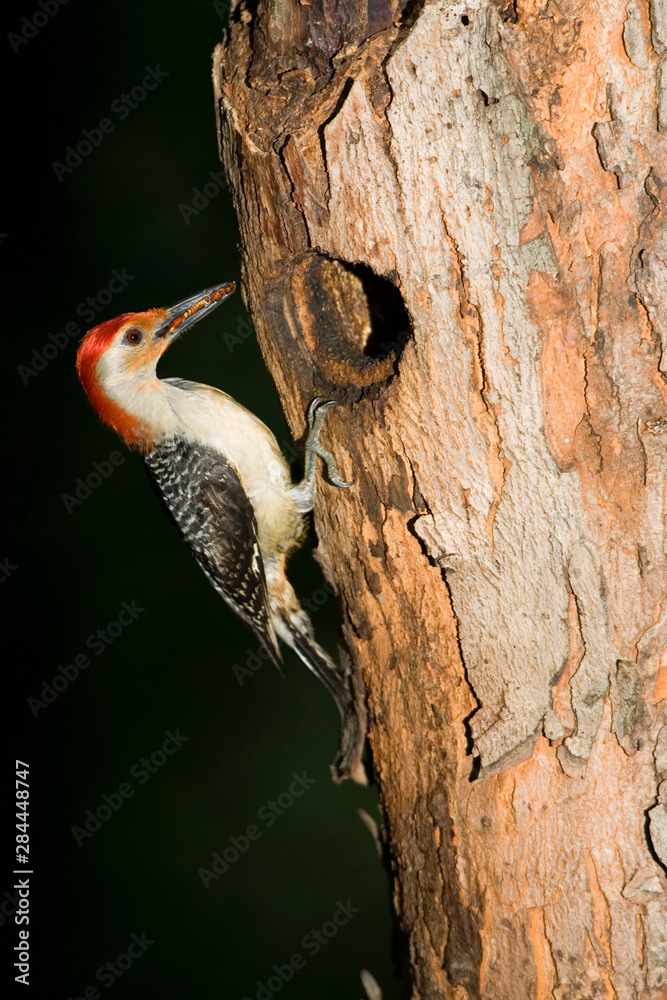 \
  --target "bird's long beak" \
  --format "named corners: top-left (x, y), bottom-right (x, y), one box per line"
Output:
top-left (156, 281), bottom-right (236, 341)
